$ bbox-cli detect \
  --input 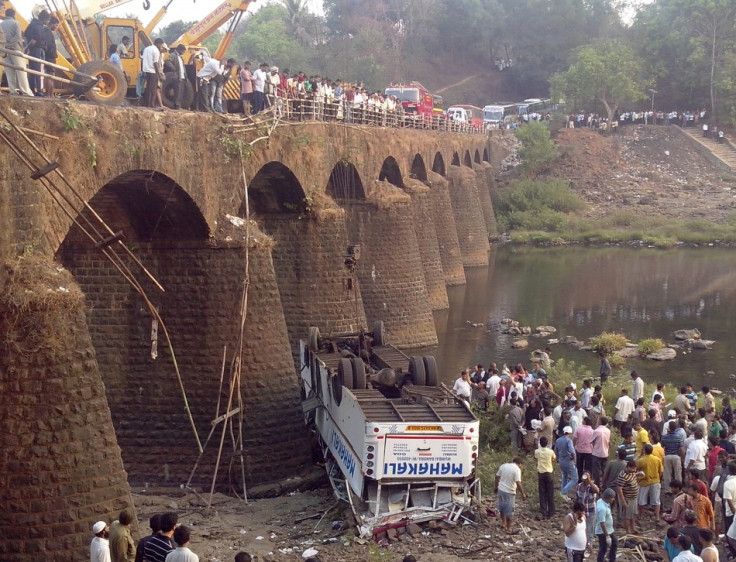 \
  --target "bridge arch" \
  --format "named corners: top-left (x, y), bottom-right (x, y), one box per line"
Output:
top-left (410, 153), bottom-right (428, 182)
top-left (451, 152), bottom-right (461, 166)
top-left (244, 161), bottom-right (307, 215)
top-left (58, 170), bottom-right (210, 246)
top-left (378, 155), bottom-right (404, 187)
top-left (432, 152), bottom-right (446, 176)
top-left (483, 147), bottom-right (490, 162)
top-left (327, 160), bottom-right (366, 201)
top-left (474, 149), bottom-right (481, 164)
top-left (55, 169), bottom-right (223, 489)
top-left (463, 151), bottom-right (473, 168)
